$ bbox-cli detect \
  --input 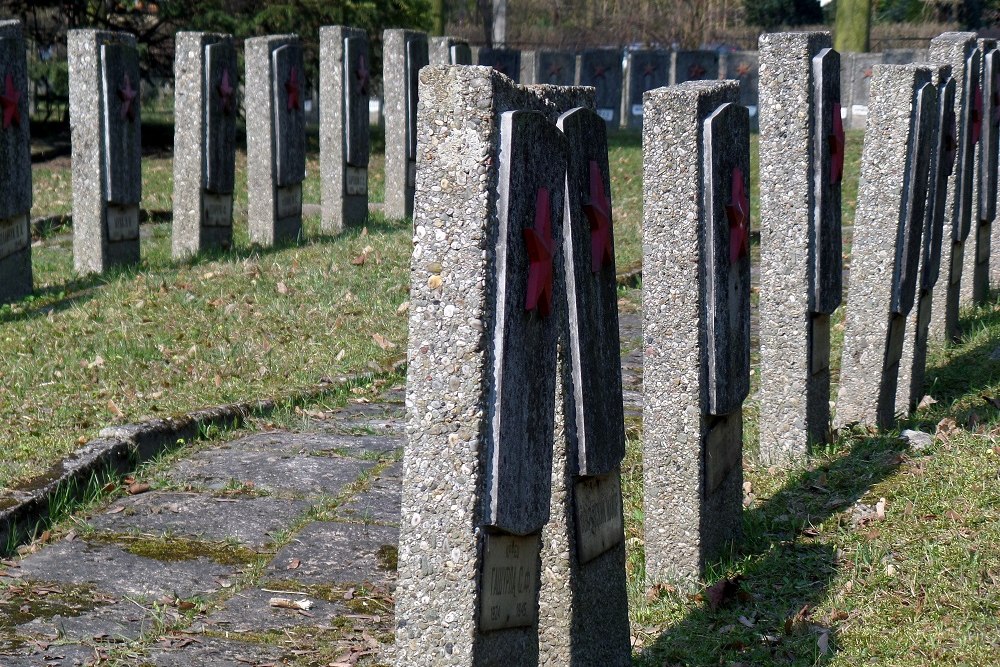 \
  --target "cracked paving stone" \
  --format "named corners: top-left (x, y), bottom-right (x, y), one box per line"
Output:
top-left (15, 540), bottom-right (236, 601)
top-left (192, 587), bottom-right (348, 634)
top-left (87, 492), bottom-right (310, 548)
top-left (266, 522), bottom-right (398, 586)
top-left (145, 636), bottom-right (289, 666)
top-left (17, 599), bottom-right (155, 644)
top-left (0, 644), bottom-right (100, 666)
top-left (337, 464), bottom-right (401, 526)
